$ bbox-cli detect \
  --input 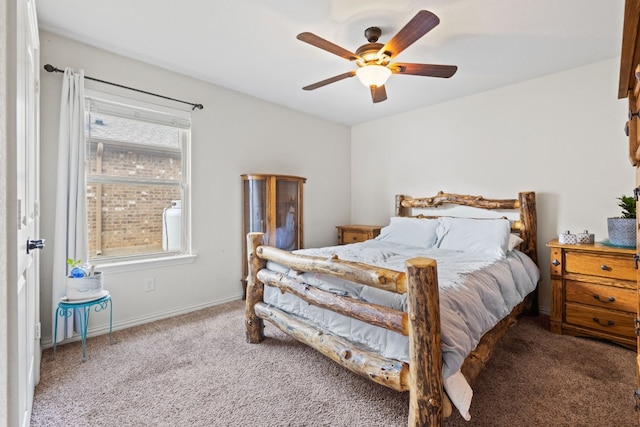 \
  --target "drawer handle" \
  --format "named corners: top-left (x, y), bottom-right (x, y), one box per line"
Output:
top-left (551, 259), bottom-right (560, 266)
top-left (593, 294), bottom-right (615, 303)
top-left (600, 264), bottom-right (610, 271)
top-left (592, 317), bottom-right (614, 327)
